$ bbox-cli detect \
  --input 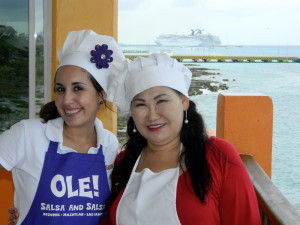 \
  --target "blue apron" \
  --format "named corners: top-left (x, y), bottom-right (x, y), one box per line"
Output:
top-left (21, 141), bottom-right (110, 225)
